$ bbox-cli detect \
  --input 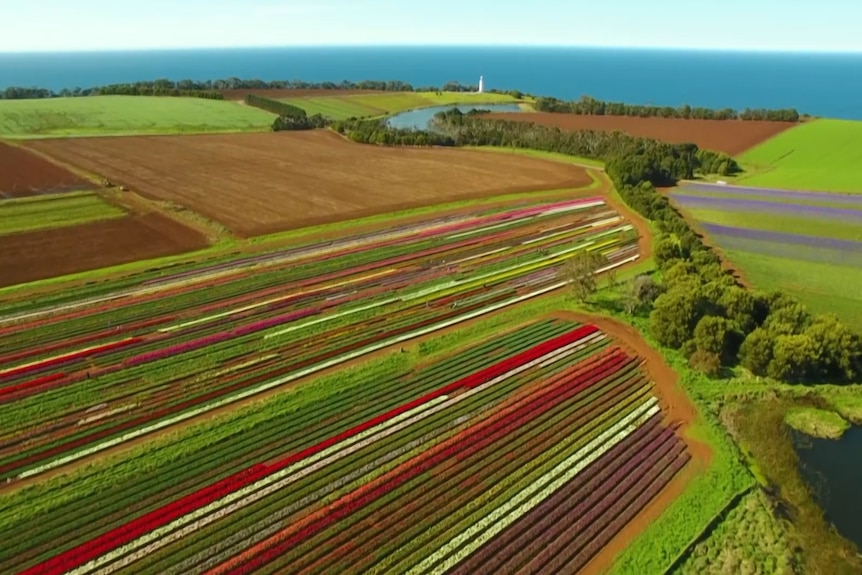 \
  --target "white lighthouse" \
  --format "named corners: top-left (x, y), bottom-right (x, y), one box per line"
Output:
top-left (478, 75), bottom-right (485, 94)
